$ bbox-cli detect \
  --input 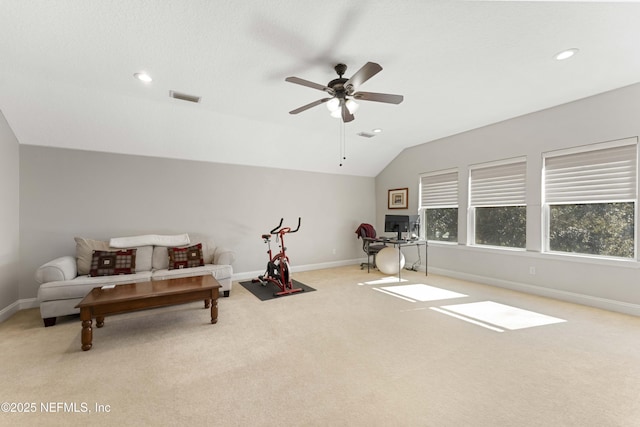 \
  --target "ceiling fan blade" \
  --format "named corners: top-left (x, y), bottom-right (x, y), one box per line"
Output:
top-left (289, 98), bottom-right (332, 114)
top-left (345, 62), bottom-right (382, 90)
top-left (353, 91), bottom-right (404, 104)
top-left (341, 101), bottom-right (354, 122)
top-left (285, 76), bottom-right (332, 93)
